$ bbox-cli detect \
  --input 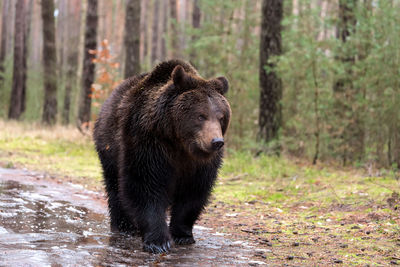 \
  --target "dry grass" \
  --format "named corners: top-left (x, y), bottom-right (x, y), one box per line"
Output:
top-left (0, 120), bottom-right (101, 190)
top-left (0, 120), bottom-right (93, 144)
